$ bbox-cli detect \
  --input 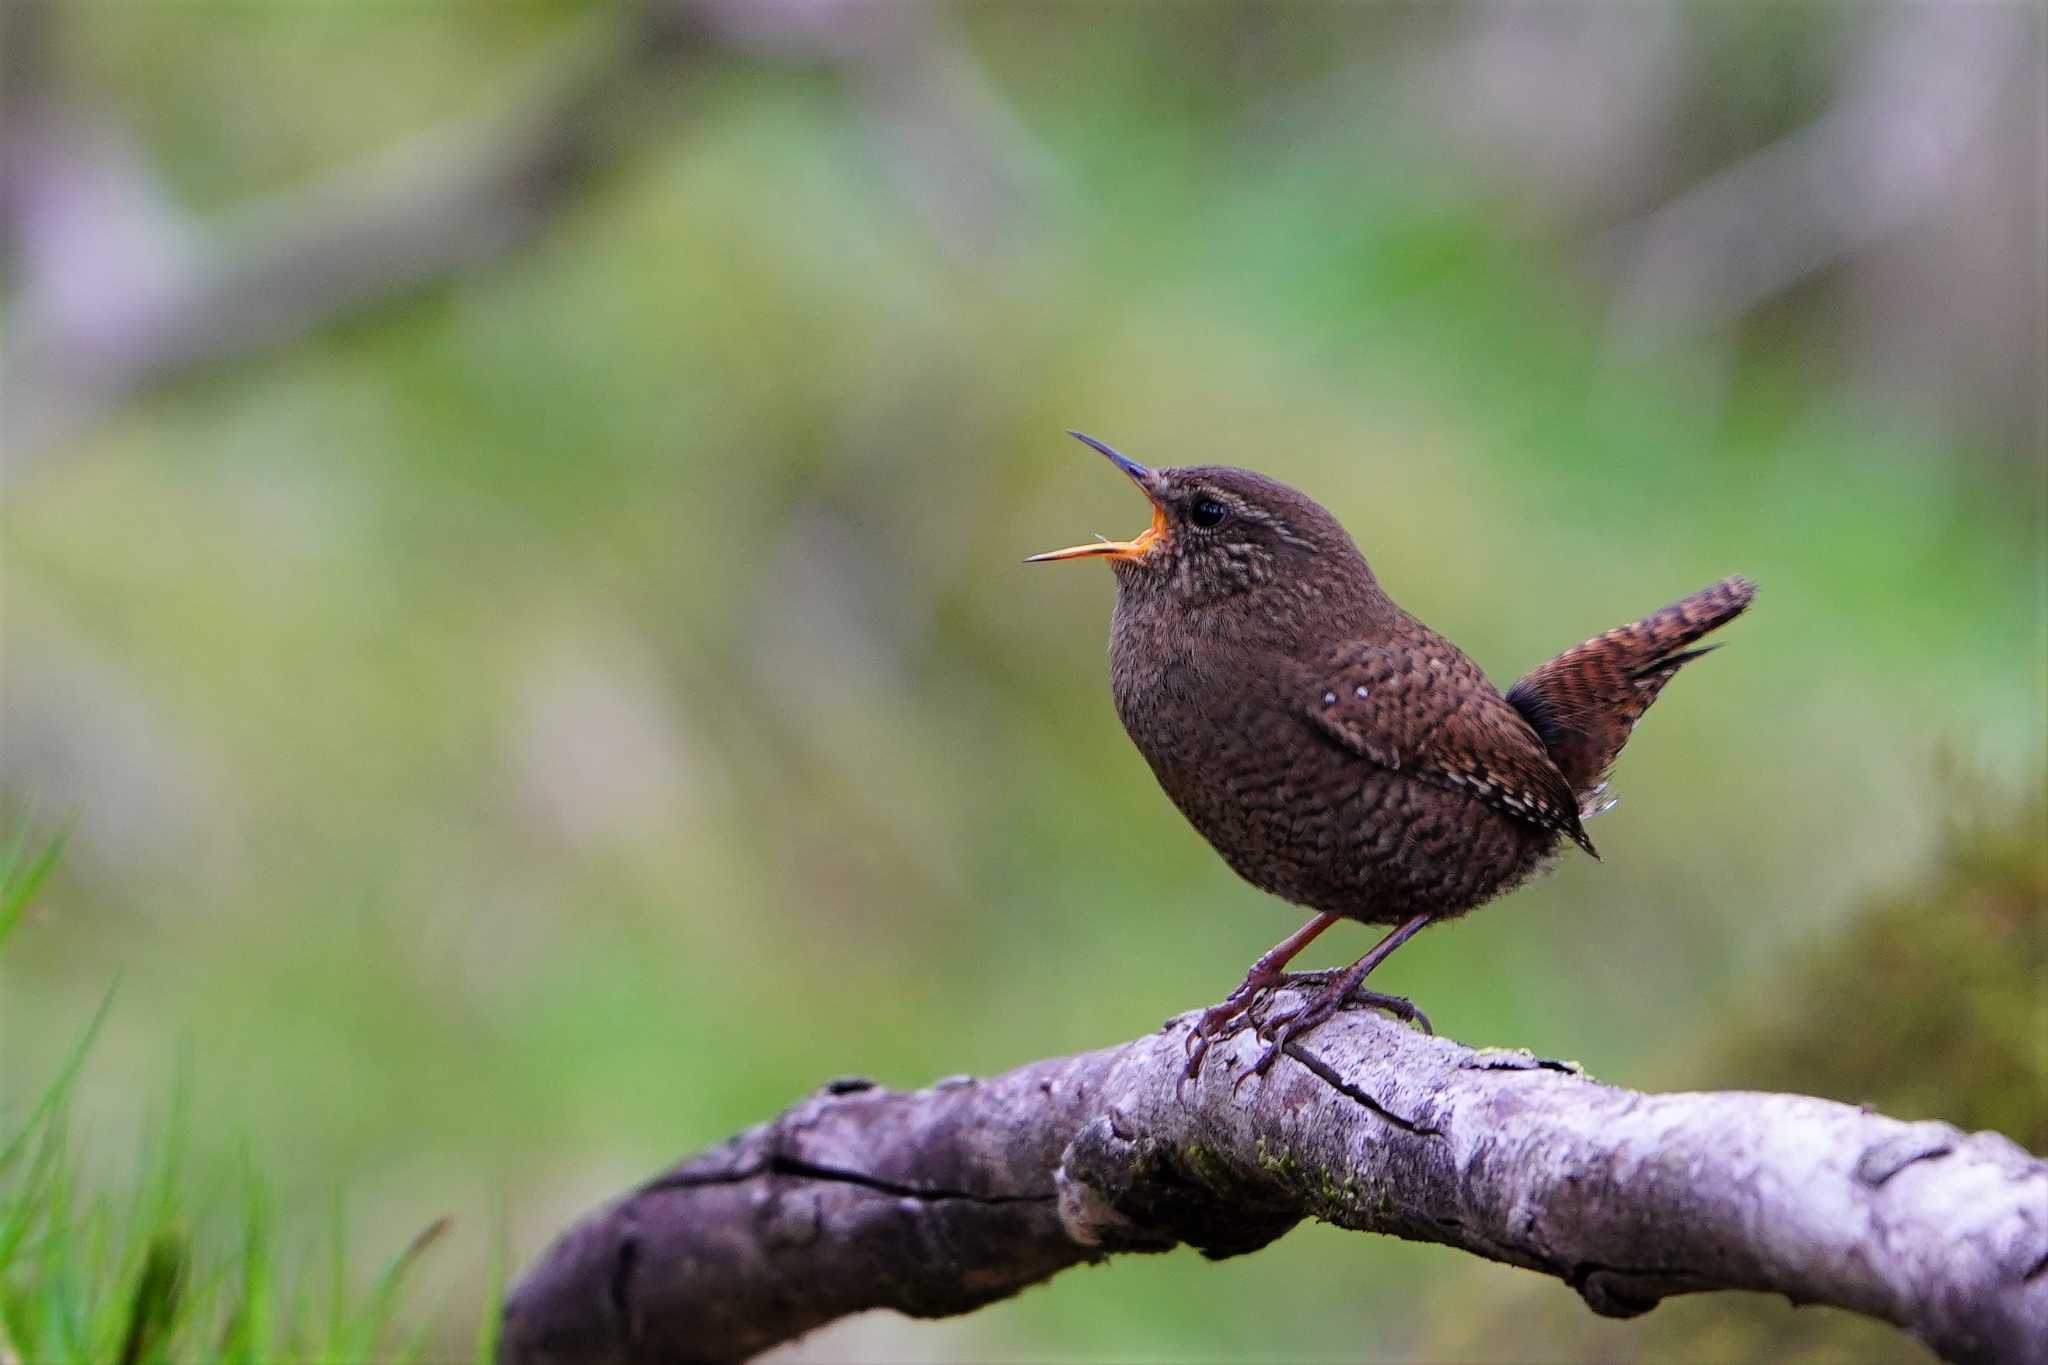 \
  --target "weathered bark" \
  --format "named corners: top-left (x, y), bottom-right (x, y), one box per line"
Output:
top-left (499, 996), bottom-right (2048, 1365)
